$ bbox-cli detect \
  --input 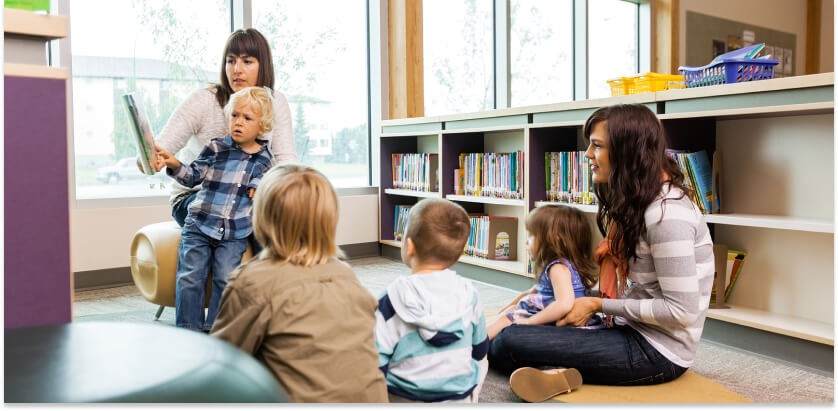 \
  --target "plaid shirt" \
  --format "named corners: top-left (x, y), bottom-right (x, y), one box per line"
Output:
top-left (168, 135), bottom-right (273, 241)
